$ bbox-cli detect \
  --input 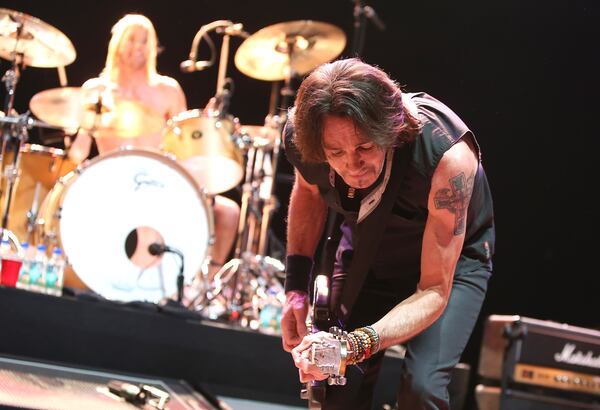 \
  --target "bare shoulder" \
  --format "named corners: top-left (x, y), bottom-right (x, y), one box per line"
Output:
top-left (437, 135), bottom-right (478, 176)
top-left (155, 75), bottom-right (183, 91)
top-left (154, 74), bottom-right (187, 115)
